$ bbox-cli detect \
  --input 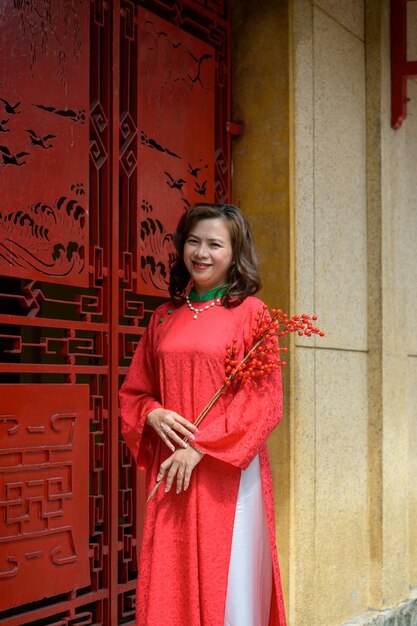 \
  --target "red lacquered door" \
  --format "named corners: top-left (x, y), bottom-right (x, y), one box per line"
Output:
top-left (0, 1), bottom-right (231, 624)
